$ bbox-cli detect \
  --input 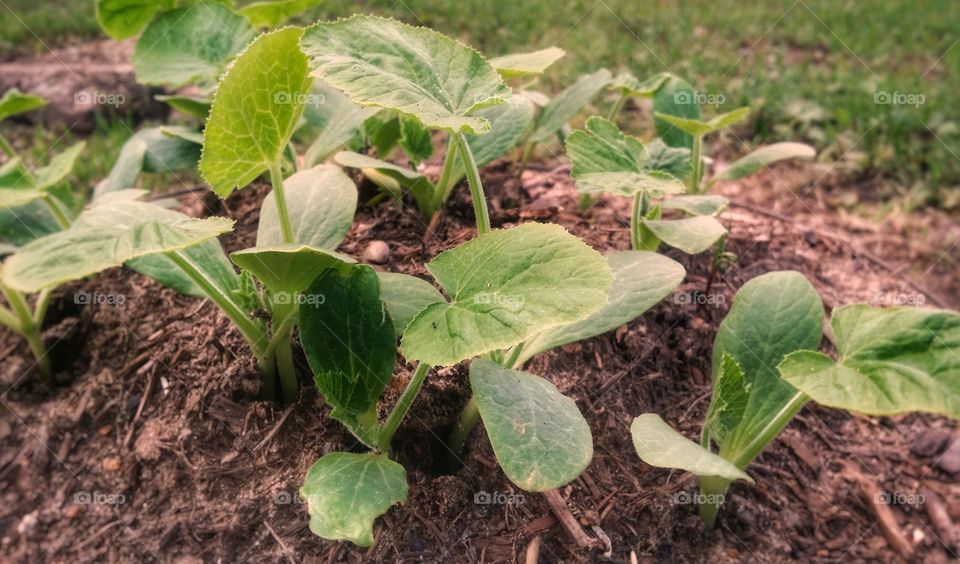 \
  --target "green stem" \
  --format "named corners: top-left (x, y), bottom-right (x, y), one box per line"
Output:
top-left (607, 92), bottom-right (626, 121)
top-left (165, 251), bottom-right (268, 357)
top-left (517, 141), bottom-right (535, 177)
top-left (505, 342), bottom-right (526, 369)
top-left (0, 303), bottom-right (19, 330)
top-left (630, 191), bottom-right (649, 250)
top-left (452, 133), bottom-right (491, 235)
top-left (698, 475), bottom-right (731, 531)
top-left (1, 284), bottom-right (51, 384)
top-left (379, 362), bottom-right (430, 450)
top-left (258, 350), bottom-right (278, 400)
top-left (689, 135), bottom-right (703, 194)
top-left (447, 396), bottom-right (481, 455)
top-left (0, 133), bottom-right (15, 158)
top-left (726, 392), bottom-right (808, 468)
top-left (41, 194), bottom-right (72, 230)
top-left (435, 135), bottom-right (459, 207)
top-left (274, 327), bottom-right (297, 404)
top-left (269, 163), bottom-right (295, 244)
top-left (32, 288), bottom-right (52, 327)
